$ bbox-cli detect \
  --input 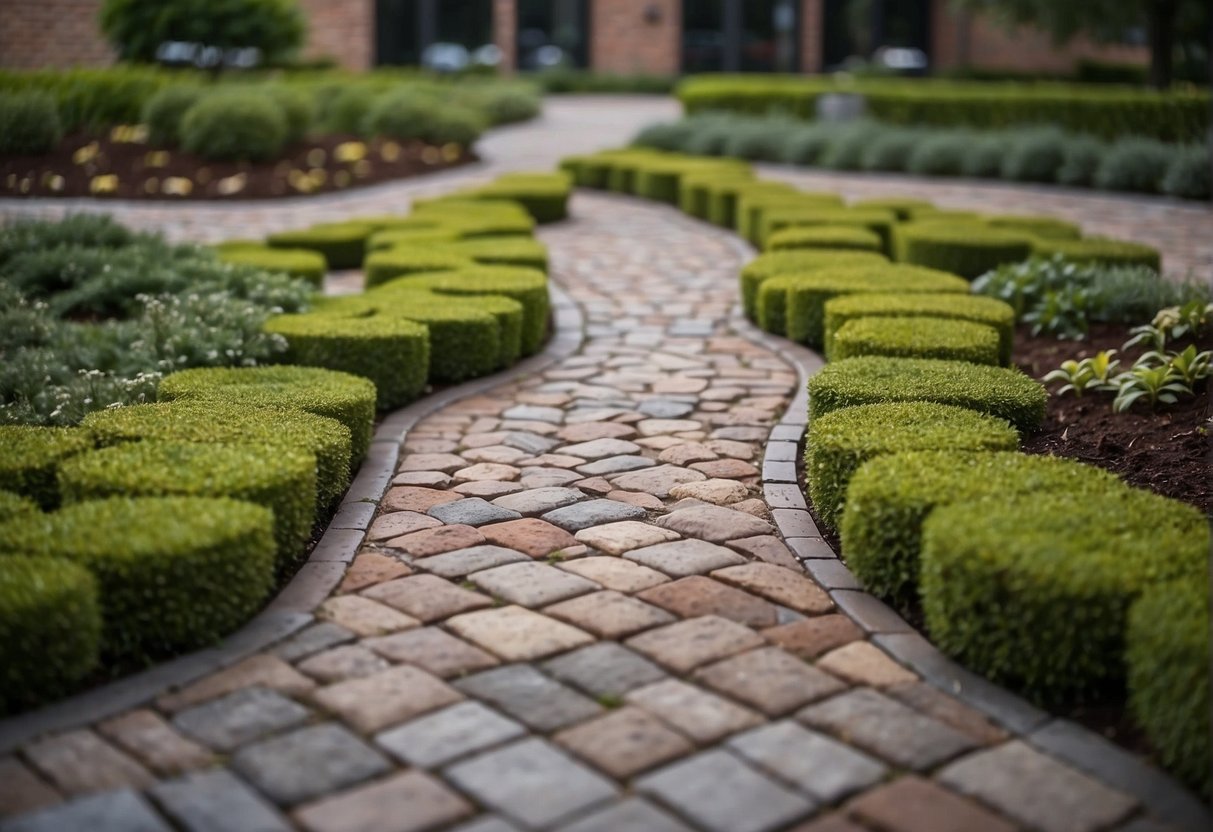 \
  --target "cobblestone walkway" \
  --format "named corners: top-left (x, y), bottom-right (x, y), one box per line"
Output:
top-left (1, 191), bottom-right (1199, 832)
